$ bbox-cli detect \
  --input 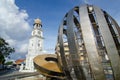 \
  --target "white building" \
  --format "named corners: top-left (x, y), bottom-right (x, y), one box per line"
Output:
top-left (25, 18), bottom-right (44, 72)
